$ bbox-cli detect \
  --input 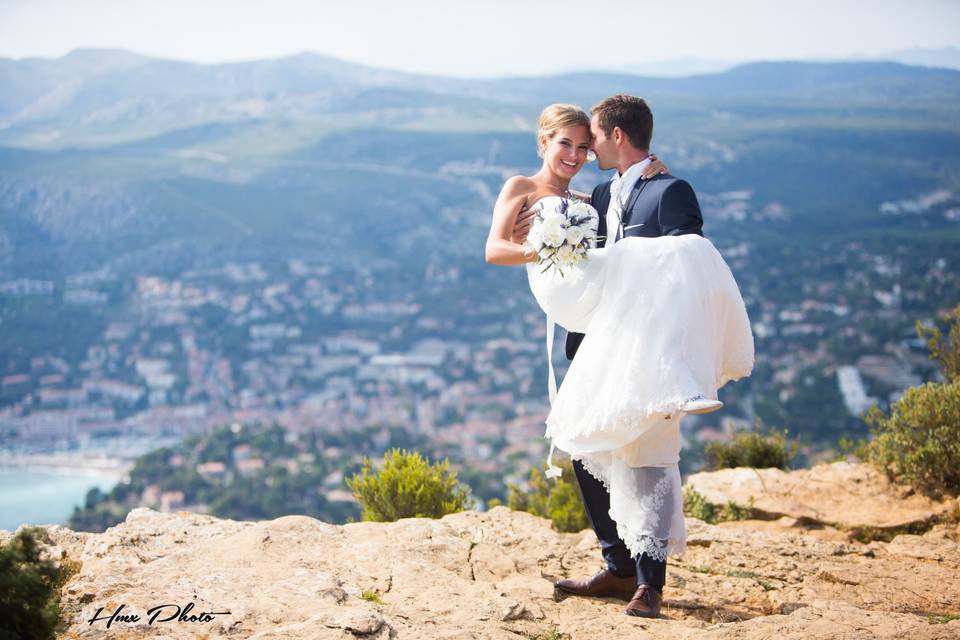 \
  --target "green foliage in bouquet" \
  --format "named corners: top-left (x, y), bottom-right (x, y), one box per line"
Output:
top-left (501, 457), bottom-right (589, 533)
top-left (346, 448), bottom-right (472, 522)
top-left (0, 526), bottom-right (80, 640)
top-left (863, 304), bottom-right (960, 498)
top-left (703, 420), bottom-right (799, 471)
